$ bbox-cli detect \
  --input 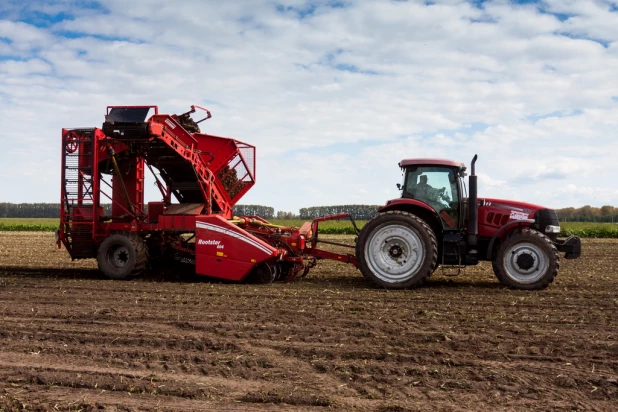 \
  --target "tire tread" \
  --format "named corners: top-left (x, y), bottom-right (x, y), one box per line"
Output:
top-left (97, 232), bottom-right (148, 280)
top-left (356, 210), bottom-right (437, 289)
top-left (492, 228), bottom-right (559, 290)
